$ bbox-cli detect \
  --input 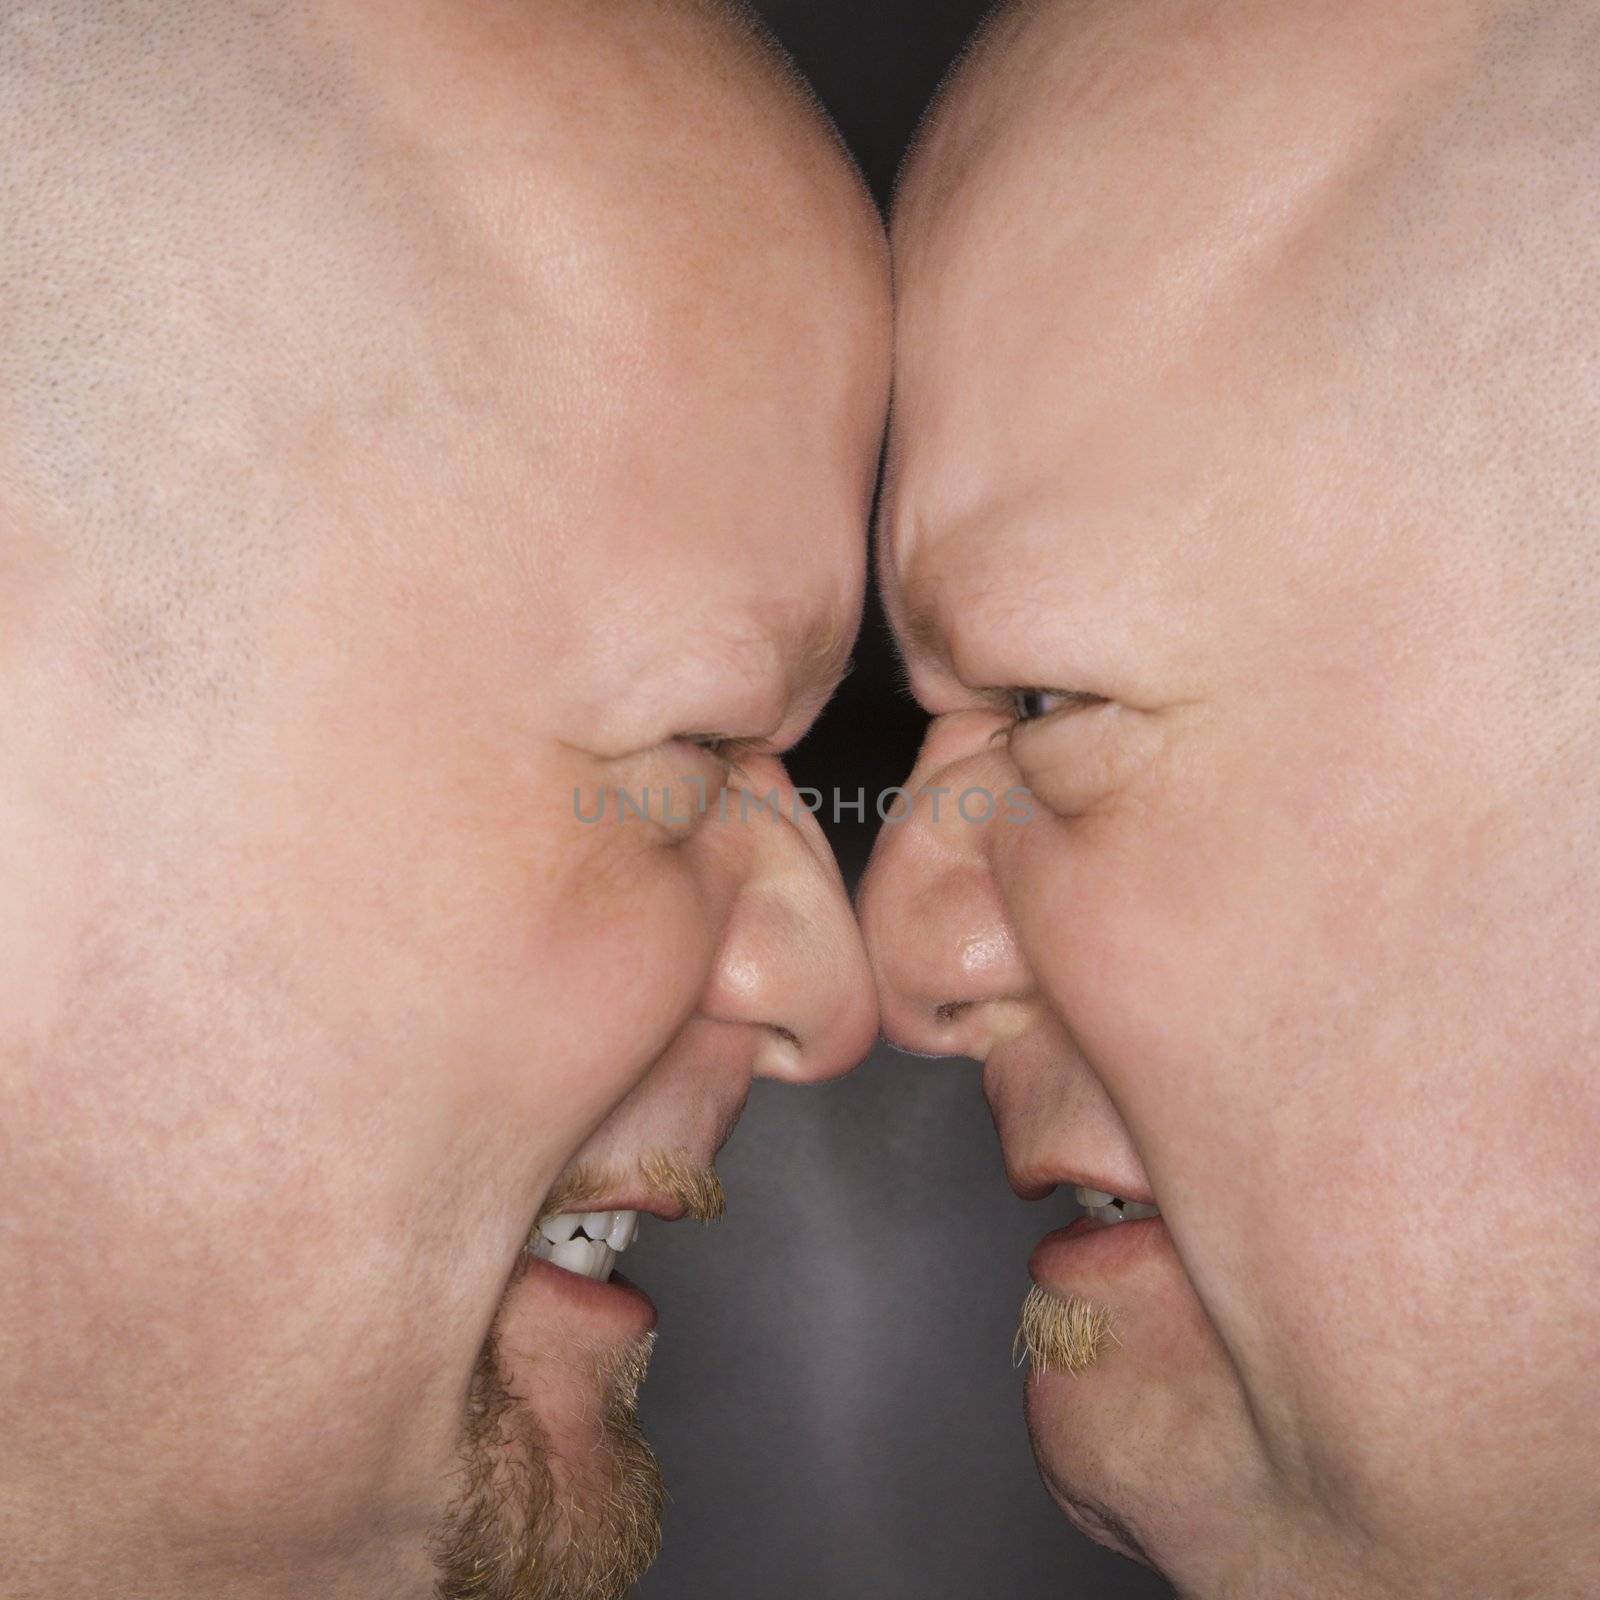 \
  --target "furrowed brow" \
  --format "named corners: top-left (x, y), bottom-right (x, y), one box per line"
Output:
top-left (884, 564), bottom-right (958, 698)
top-left (783, 604), bottom-right (858, 712)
